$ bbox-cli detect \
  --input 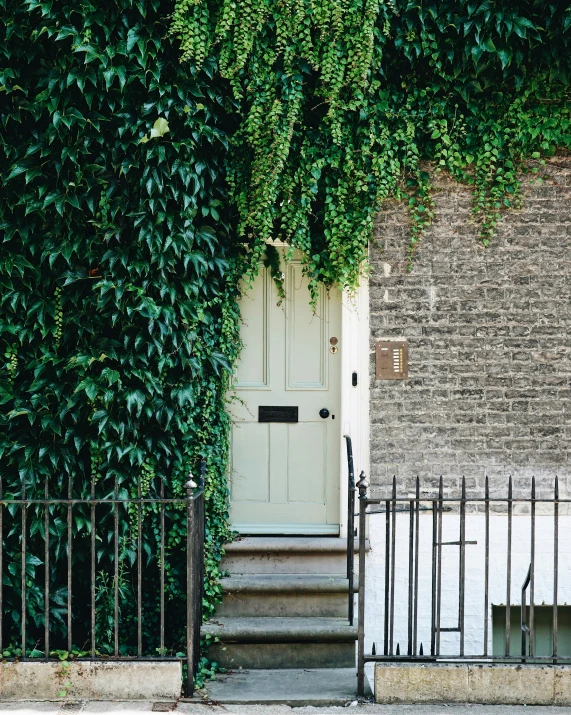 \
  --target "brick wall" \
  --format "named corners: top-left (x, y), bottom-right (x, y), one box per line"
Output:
top-left (369, 158), bottom-right (571, 499)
